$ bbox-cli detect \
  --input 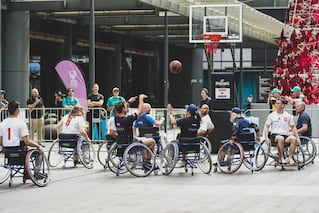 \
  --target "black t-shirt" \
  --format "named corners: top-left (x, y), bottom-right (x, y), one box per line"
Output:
top-left (26, 97), bottom-right (44, 118)
top-left (296, 112), bottom-right (312, 137)
top-left (88, 93), bottom-right (104, 117)
top-left (115, 113), bottom-right (137, 141)
top-left (176, 117), bottom-right (199, 138)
